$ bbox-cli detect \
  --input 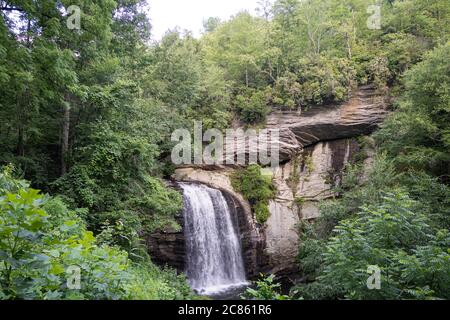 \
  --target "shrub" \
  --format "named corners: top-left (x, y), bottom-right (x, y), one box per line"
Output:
top-left (242, 274), bottom-right (290, 300)
top-left (231, 164), bottom-right (276, 224)
top-left (235, 90), bottom-right (270, 125)
top-left (300, 192), bottom-right (450, 300)
top-left (254, 202), bottom-right (271, 225)
top-left (0, 169), bottom-right (192, 300)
